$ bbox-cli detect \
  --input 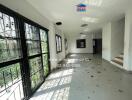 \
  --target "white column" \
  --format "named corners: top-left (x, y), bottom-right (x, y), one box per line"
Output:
top-left (124, 10), bottom-right (132, 71)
